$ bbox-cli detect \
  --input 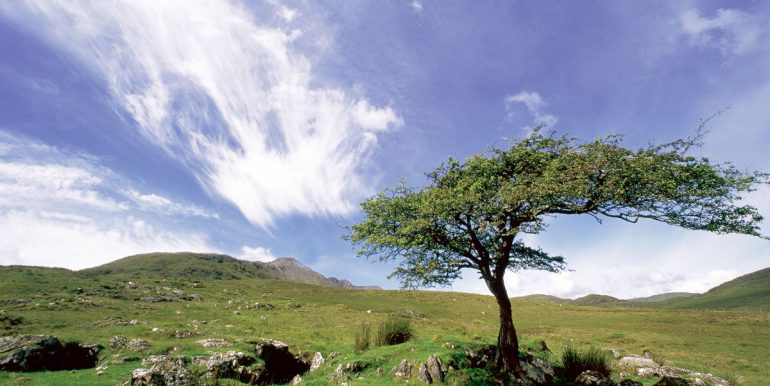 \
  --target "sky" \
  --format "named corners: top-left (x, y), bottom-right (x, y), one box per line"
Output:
top-left (1, 1), bottom-right (769, 299)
